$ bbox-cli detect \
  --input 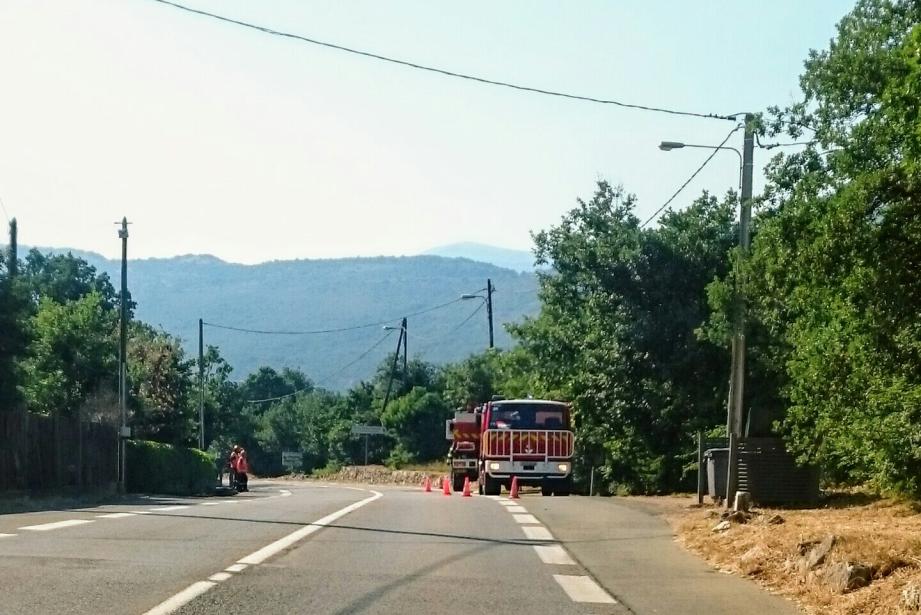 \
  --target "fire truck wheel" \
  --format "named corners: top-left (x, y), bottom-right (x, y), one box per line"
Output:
top-left (540, 482), bottom-right (552, 496)
top-left (484, 475), bottom-right (501, 496)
